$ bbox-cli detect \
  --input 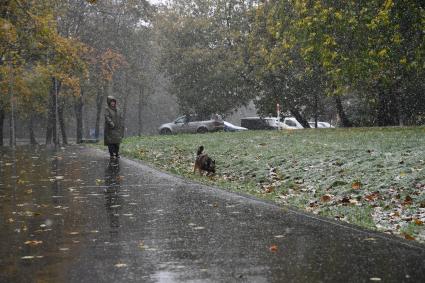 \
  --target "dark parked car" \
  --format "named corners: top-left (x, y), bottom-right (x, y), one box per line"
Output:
top-left (241, 117), bottom-right (278, 130)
